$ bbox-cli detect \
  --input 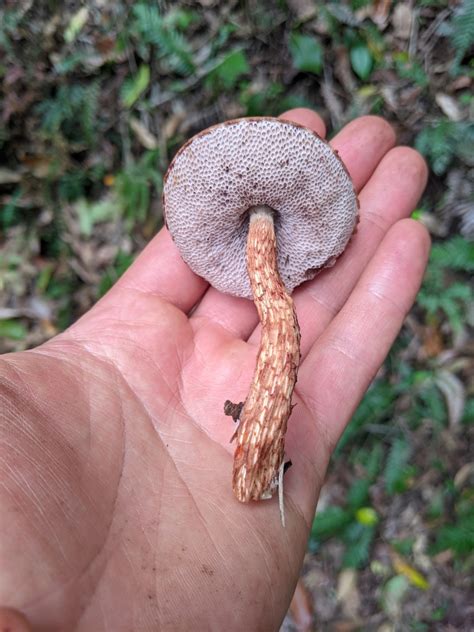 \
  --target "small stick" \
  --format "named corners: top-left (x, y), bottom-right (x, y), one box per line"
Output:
top-left (232, 206), bottom-right (301, 510)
